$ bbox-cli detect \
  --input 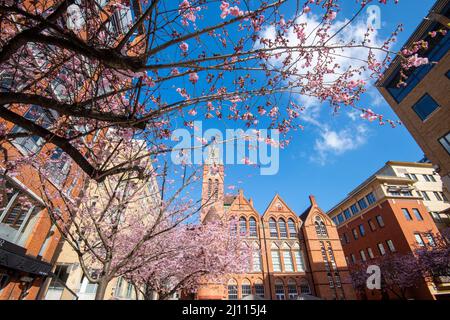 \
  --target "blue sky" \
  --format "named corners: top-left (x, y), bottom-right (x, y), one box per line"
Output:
top-left (224, 0), bottom-right (436, 215)
top-left (161, 0), bottom-right (436, 215)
